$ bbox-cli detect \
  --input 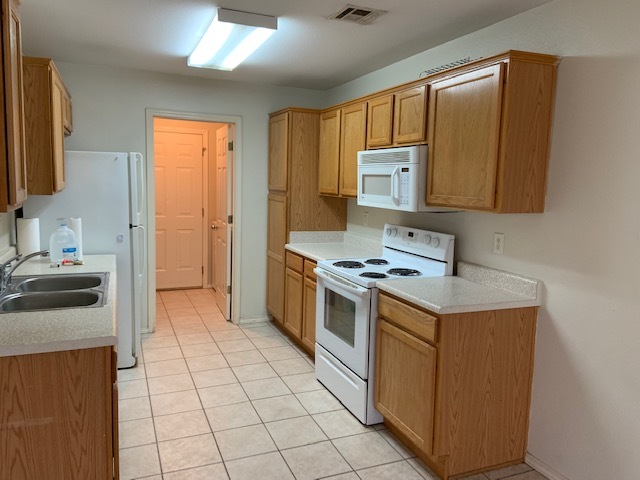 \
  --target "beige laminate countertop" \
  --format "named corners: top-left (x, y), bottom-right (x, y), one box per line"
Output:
top-left (0, 255), bottom-right (117, 357)
top-left (286, 231), bottom-right (382, 262)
